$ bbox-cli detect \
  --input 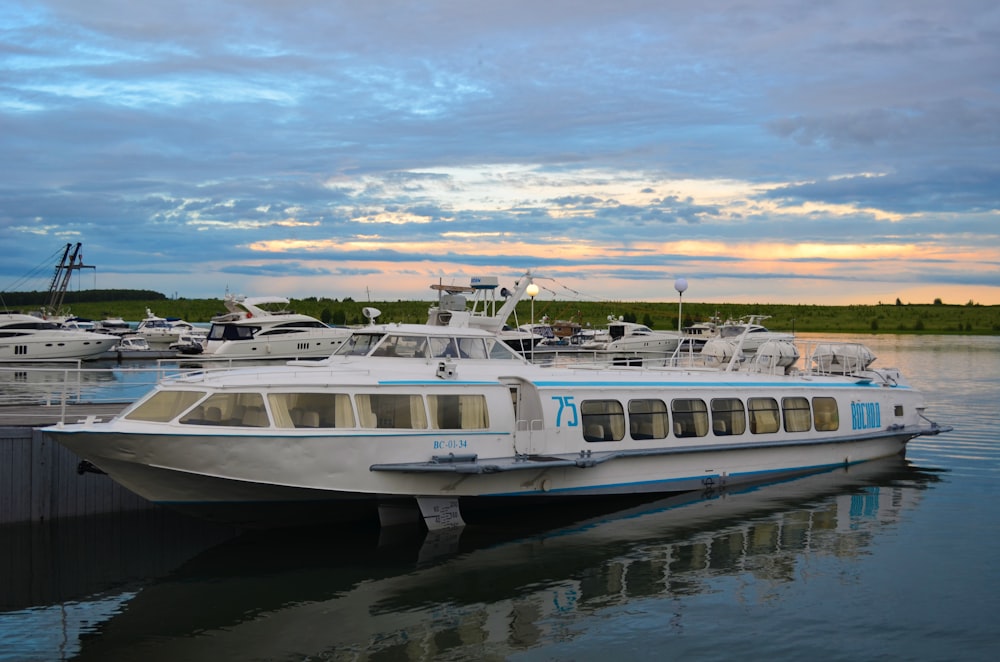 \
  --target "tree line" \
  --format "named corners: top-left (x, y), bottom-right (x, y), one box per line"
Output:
top-left (1, 289), bottom-right (167, 308)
